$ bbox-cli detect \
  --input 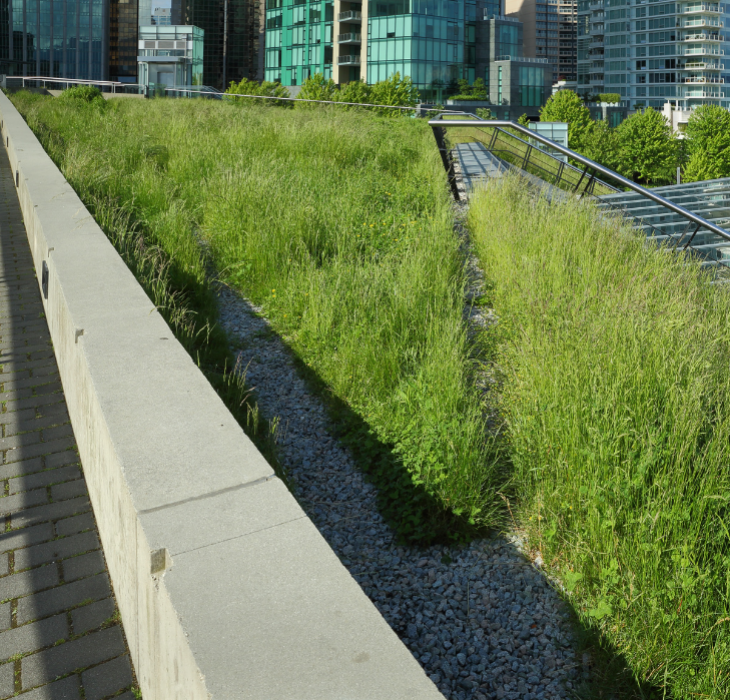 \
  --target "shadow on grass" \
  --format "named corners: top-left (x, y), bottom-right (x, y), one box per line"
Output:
top-left (218, 286), bottom-right (667, 700)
